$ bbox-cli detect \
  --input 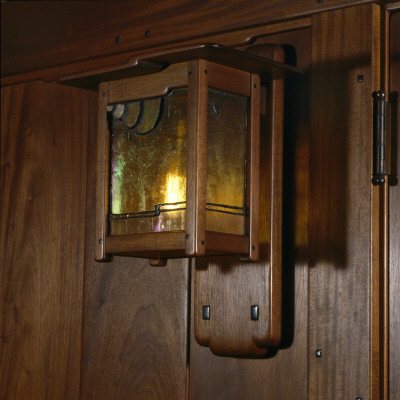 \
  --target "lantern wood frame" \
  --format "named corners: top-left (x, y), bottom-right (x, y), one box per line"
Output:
top-left (95, 44), bottom-right (300, 264)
